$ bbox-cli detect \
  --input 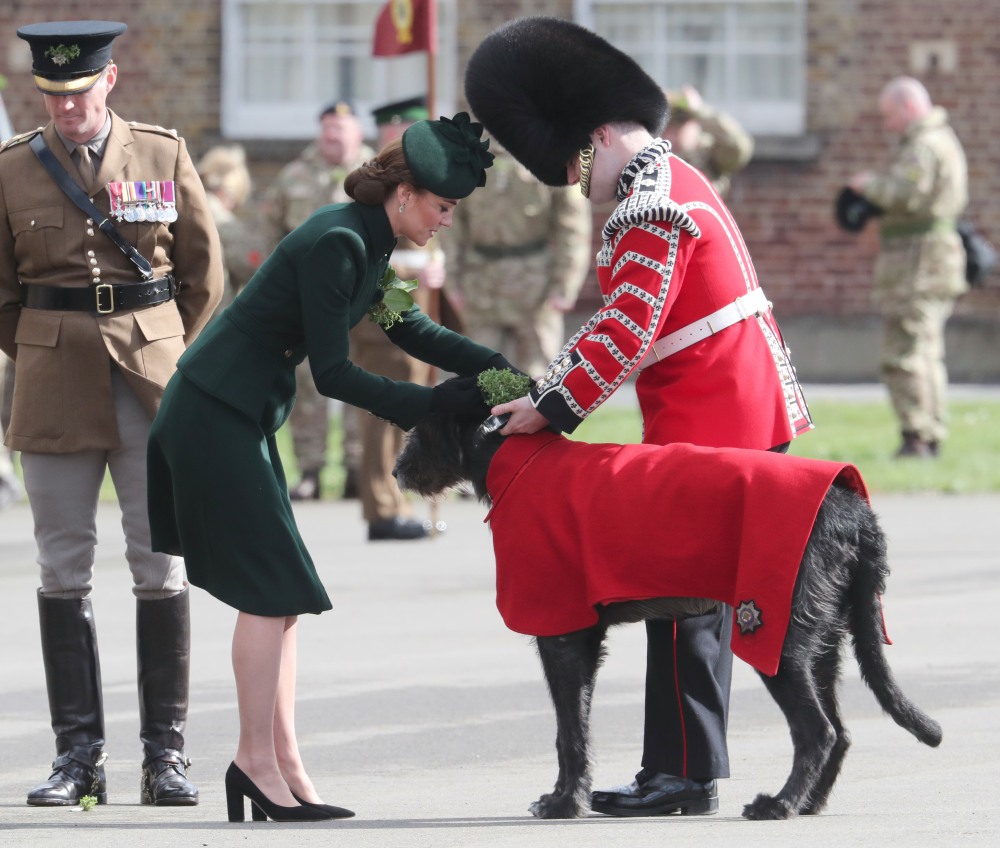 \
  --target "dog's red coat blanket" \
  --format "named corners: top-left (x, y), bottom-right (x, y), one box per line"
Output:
top-left (484, 431), bottom-right (869, 676)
